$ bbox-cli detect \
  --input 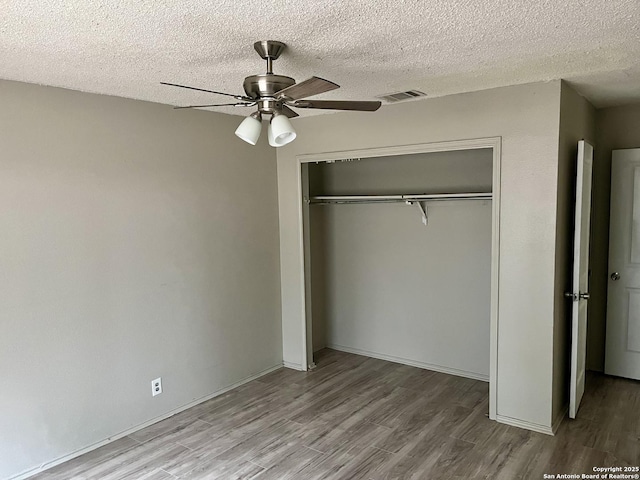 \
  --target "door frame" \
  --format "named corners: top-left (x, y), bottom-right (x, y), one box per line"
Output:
top-left (294, 136), bottom-right (502, 420)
